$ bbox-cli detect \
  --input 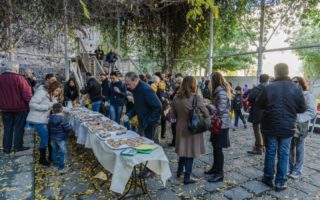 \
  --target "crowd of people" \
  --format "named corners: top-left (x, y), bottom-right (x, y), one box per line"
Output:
top-left (0, 62), bottom-right (318, 191)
